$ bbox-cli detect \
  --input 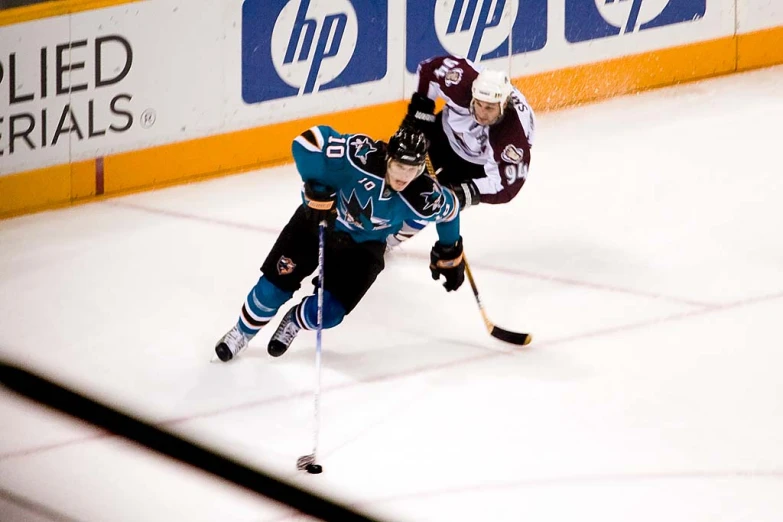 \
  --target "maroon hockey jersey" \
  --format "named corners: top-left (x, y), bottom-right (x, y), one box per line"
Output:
top-left (415, 56), bottom-right (536, 205)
